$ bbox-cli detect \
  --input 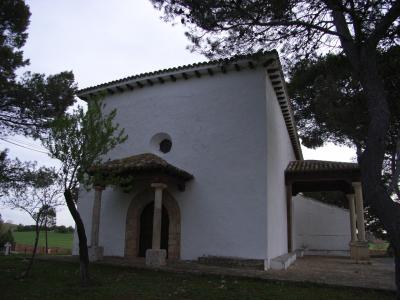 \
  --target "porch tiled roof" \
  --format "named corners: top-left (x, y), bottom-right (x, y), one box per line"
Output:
top-left (286, 160), bottom-right (361, 196)
top-left (286, 160), bottom-right (359, 173)
top-left (89, 153), bottom-right (193, 181)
